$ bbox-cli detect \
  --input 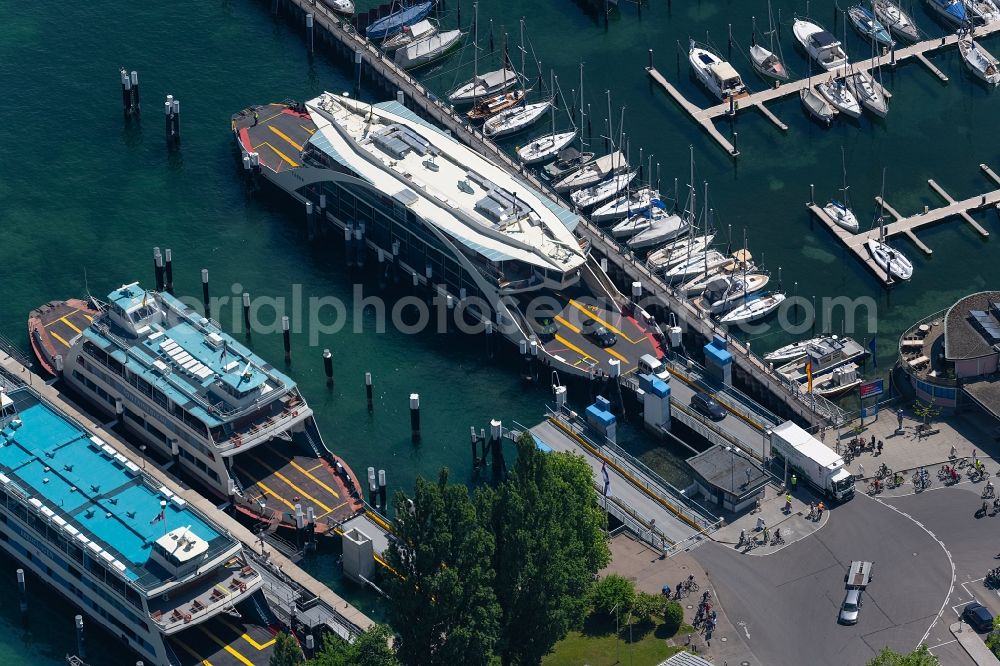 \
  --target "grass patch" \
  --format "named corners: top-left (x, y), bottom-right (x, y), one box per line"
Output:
top-left (542, 616), bottom-right (685, 666)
